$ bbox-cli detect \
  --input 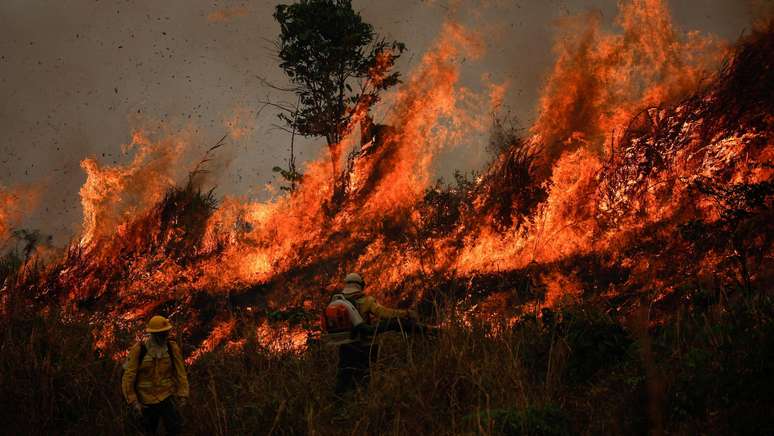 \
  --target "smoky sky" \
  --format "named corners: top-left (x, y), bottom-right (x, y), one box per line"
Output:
top-left (0, 0), bottom-right (755, 244)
